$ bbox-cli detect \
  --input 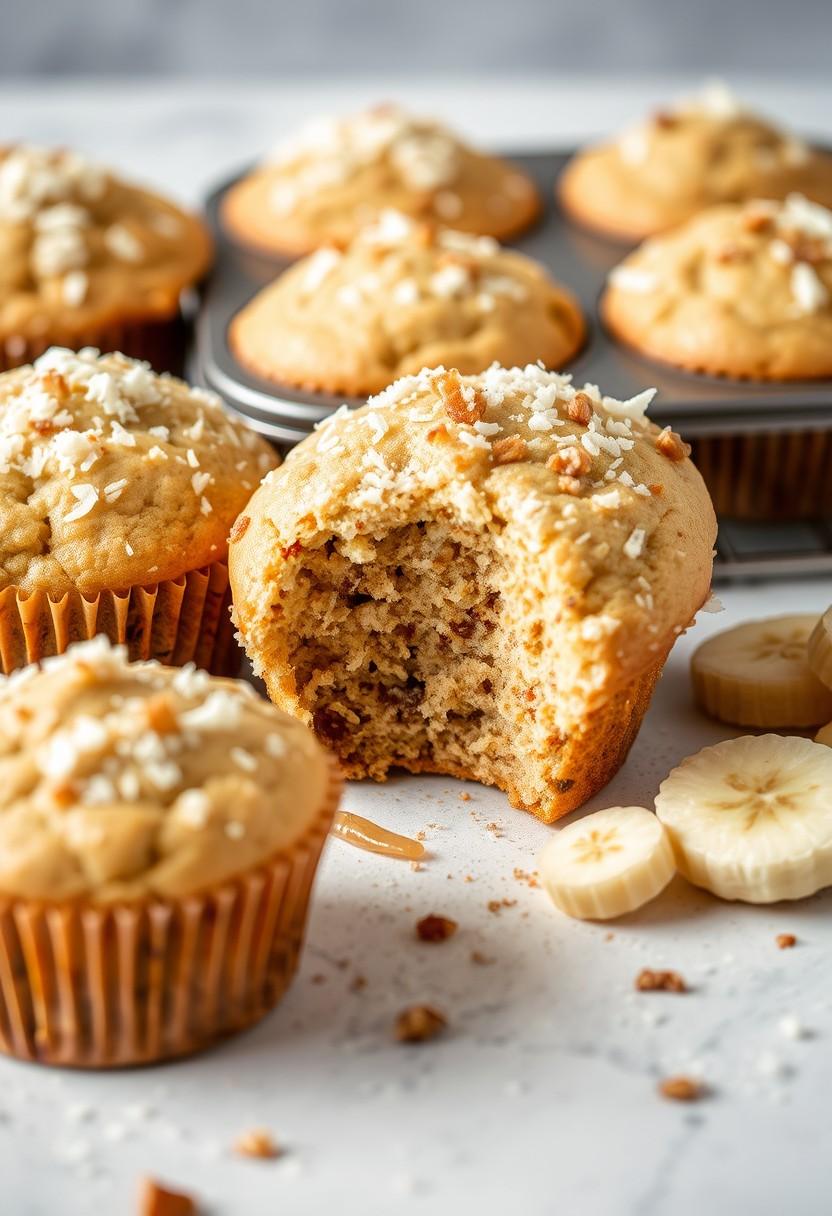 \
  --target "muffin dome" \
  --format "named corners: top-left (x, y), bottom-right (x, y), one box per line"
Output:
top-left (230, 364), bottom-right (716, 822)
top-left (0, 637), bottom-right (330, 901)
top-left (222, 105), bottom-right (541, 255)
top-left (559, 83), bottom-right (832, 241)
top-left (0, 347), bottom-right (277, 595)
top-left (602, 194), bottom-right (832, 380)
top-left (0, 145), bottom-right (212, 368)
top-left (230, 210), bottom-right (585, 395)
